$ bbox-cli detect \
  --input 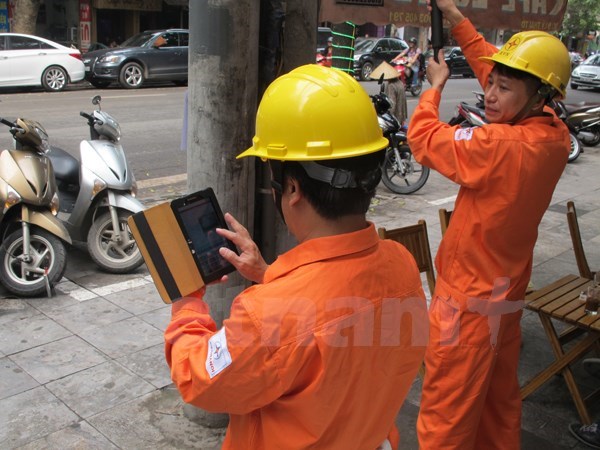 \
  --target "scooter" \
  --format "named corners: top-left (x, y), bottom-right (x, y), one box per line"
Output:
top-left (47, 95), bottom-right (144, 273)
top-left (371, 76), bottom-right (430, 194)
top-left (390, 56), bottom-right (425, 97)
top-left (0, 116), bottom-right (71, 297)
top-left (450, 93), bottom-right (582, 163)
top-left (551, 100), bottom-right (600, 147)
